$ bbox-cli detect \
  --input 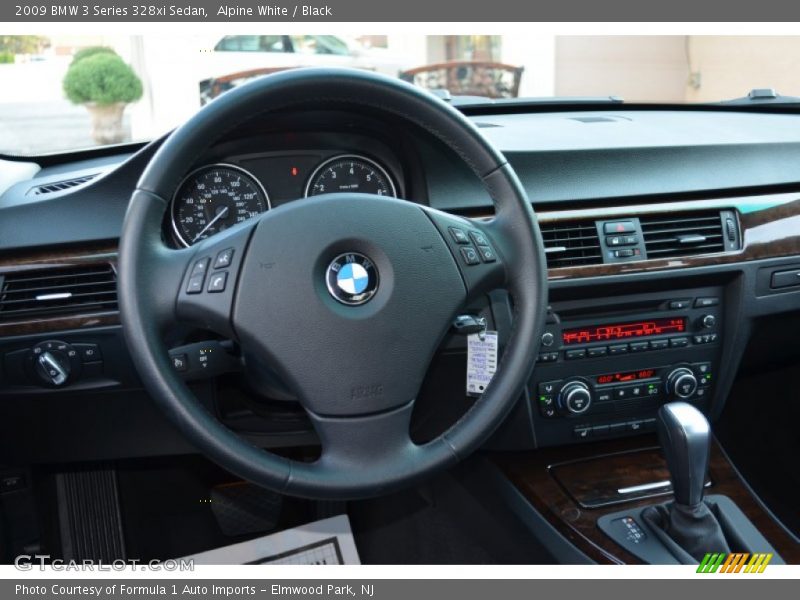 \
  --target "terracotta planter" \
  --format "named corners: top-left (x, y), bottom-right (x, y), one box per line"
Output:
top-left (85, 102), bottom-right (127, 145)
